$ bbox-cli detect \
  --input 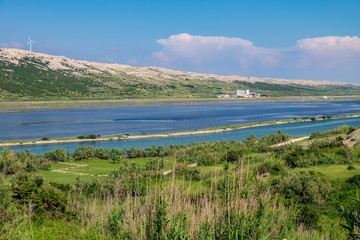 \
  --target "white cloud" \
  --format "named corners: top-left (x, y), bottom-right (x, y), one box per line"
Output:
top-left (296, 36), bottom-right (360, 68)
top-left (151, 34), bottom-right (360, 82)
top-left (297, 36), bottom-right (360, 52)
top-left (153, 33), bottom-right (281, 70)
